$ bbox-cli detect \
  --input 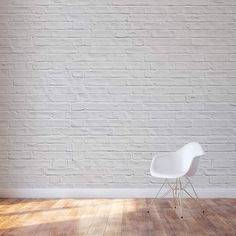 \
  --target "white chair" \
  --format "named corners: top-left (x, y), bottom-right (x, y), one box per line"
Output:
top-left (147, 142), bottom-right (205, 218)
